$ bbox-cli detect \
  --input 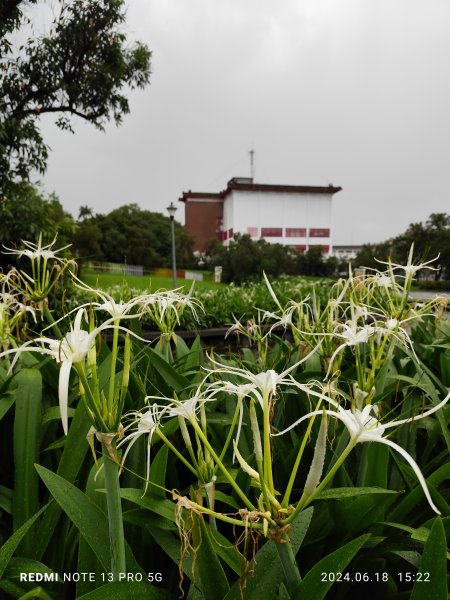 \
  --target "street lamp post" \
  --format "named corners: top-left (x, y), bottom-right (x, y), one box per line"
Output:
top-left (166, 201), bottom-right (177, 288)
